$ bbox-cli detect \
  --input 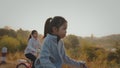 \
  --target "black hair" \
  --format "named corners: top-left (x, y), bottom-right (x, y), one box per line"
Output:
top-left (28, 30), bottom-right (37, 41)
top-left (44, 16), bottom-right (67, 38)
